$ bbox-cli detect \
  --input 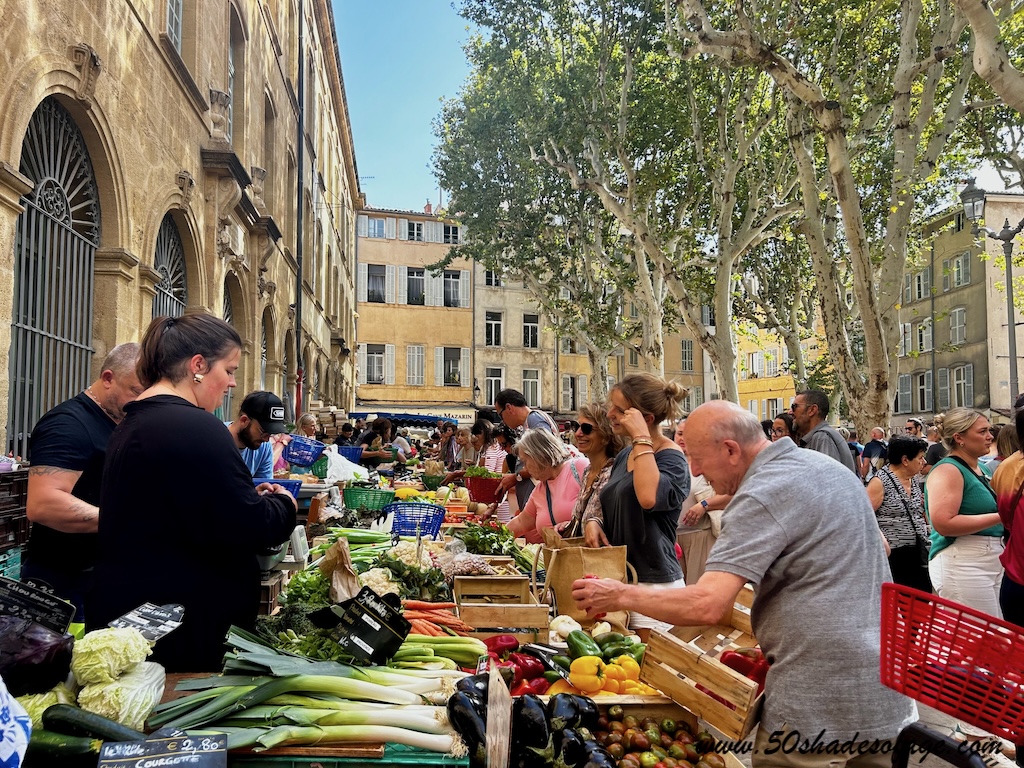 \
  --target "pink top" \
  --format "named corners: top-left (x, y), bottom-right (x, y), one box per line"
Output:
top-left (992, 451), bottom-right (1024, 586)
top-left (508, 456), bottom-right (589, 544)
